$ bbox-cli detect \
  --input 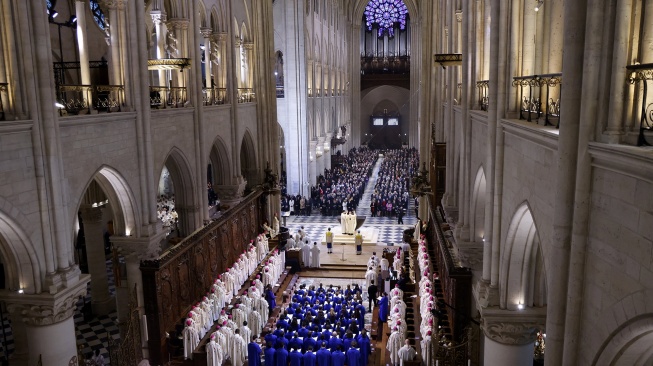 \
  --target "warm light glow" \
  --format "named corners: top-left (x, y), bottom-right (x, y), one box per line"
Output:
top-left (517, 303), bottom-right (524, 310)
top-left (125, 228), bottom-right (131, 236)
top-left (55, 102), bottom-right (65, 109)
top-left (18, 289), bottom-right (24, 294)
